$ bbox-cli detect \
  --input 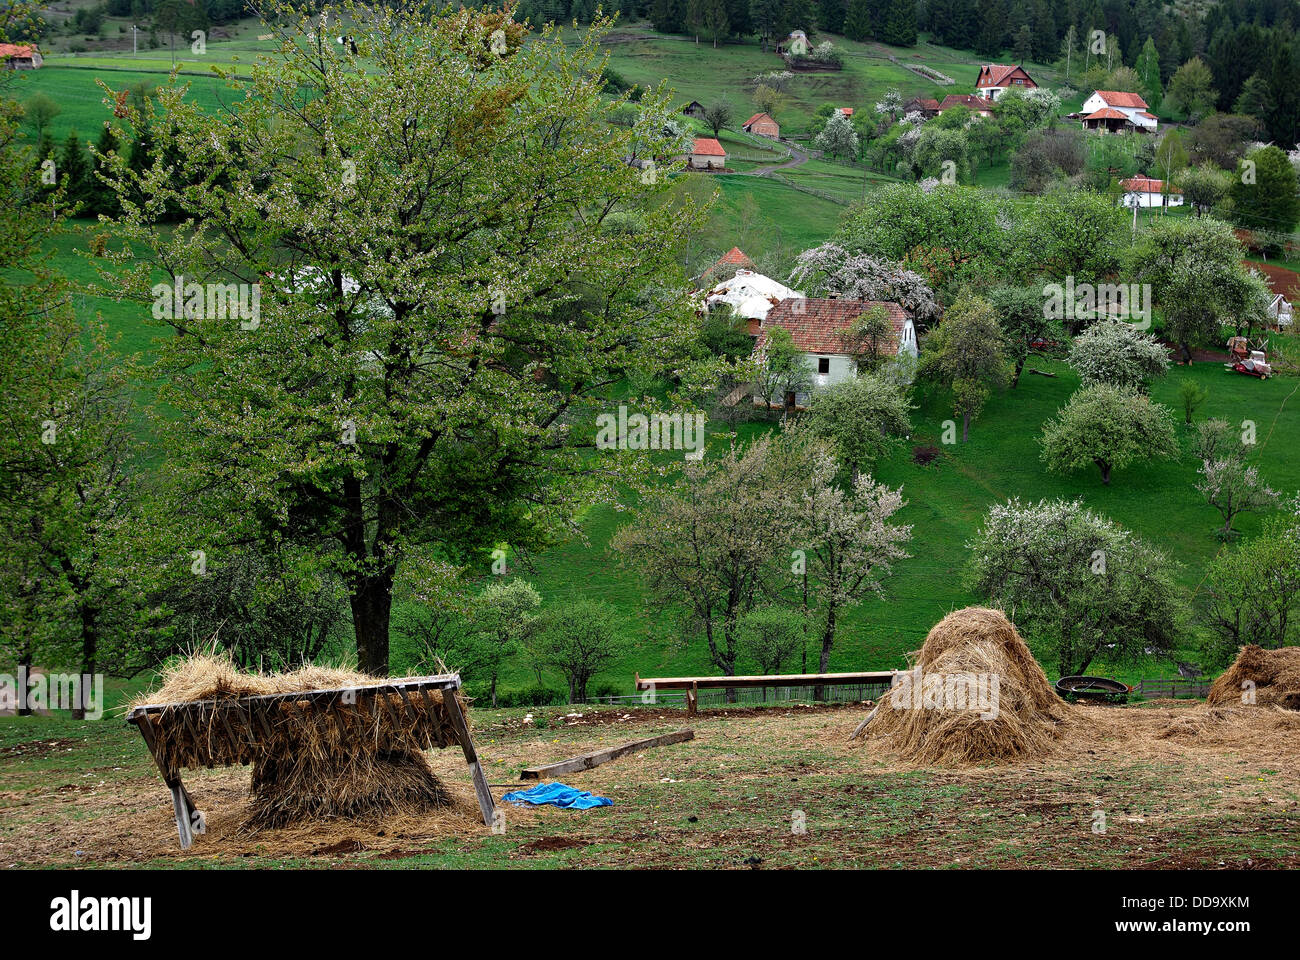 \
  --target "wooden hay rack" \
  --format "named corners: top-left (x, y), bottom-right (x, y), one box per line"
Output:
top-left (126, 673), bottom-right (494, 849)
